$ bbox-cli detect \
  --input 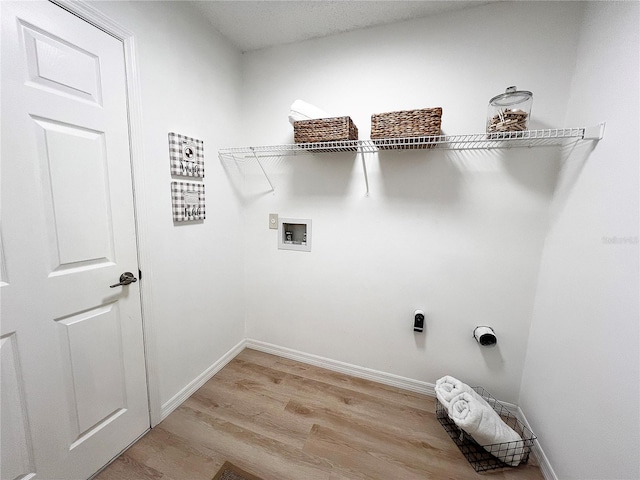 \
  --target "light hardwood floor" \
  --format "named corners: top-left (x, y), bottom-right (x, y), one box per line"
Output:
top-left (96, 348), bottom-right (544, 480)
